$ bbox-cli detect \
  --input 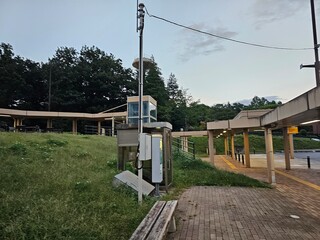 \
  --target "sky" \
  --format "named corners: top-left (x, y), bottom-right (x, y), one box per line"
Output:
top-left (0, 0), bottom-right (319, 106)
